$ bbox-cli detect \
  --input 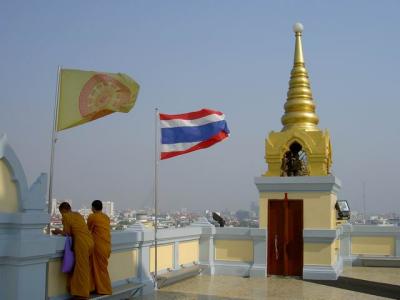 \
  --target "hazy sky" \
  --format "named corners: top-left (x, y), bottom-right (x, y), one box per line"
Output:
top-left (1, 1), bottom-right (399, 214)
